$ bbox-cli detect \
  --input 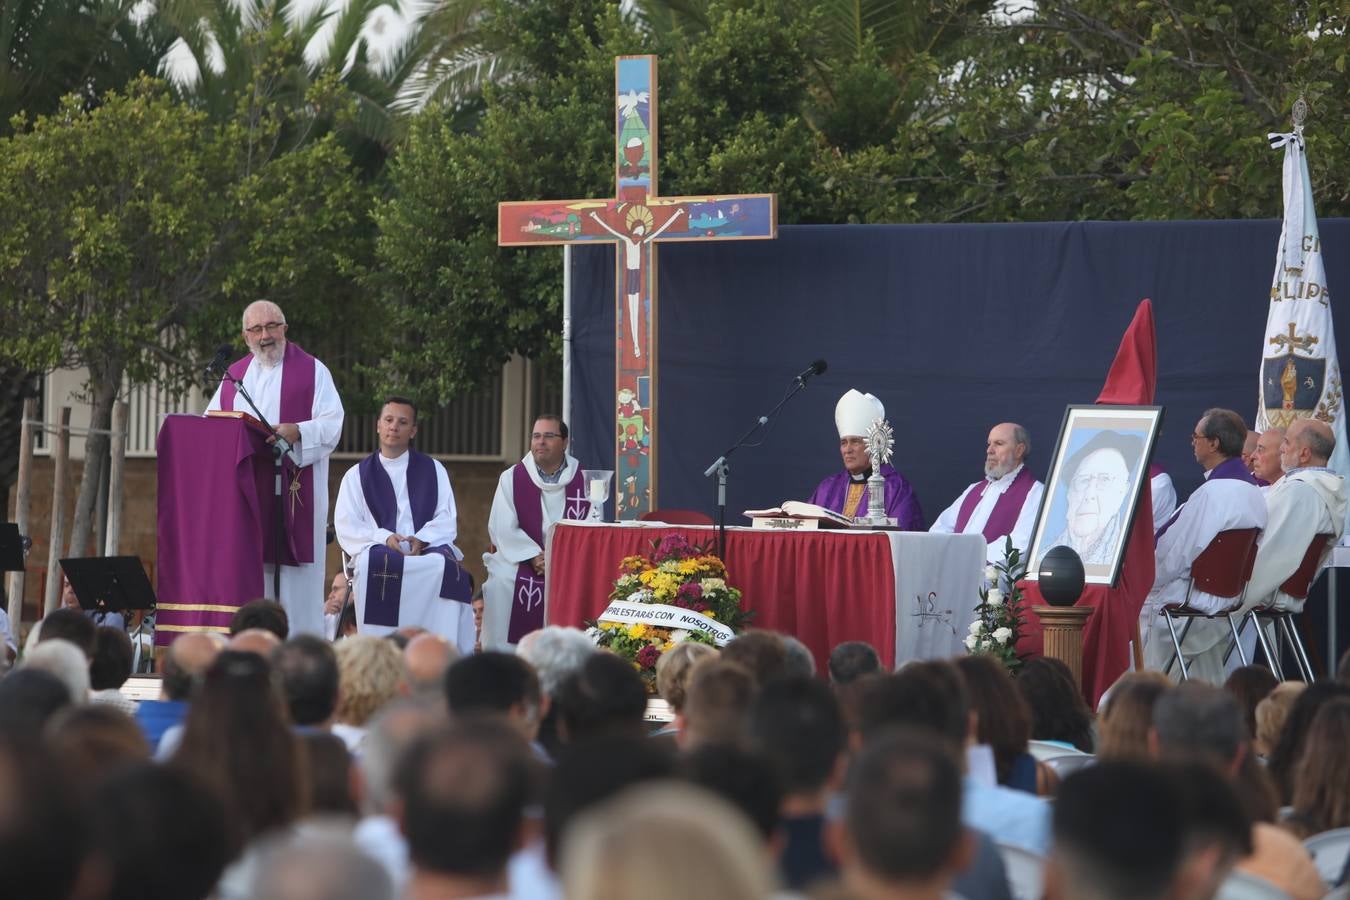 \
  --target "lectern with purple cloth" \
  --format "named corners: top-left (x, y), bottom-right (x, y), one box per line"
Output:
top-left (155, 413), bottom-right (304, 645)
